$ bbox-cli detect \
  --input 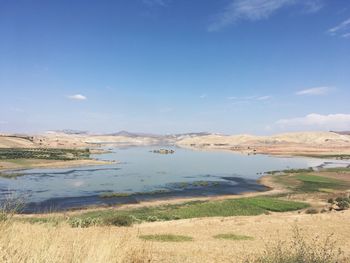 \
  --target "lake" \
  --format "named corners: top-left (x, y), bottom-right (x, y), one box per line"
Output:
top-left (0, 146), bottom-right (345, 213)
